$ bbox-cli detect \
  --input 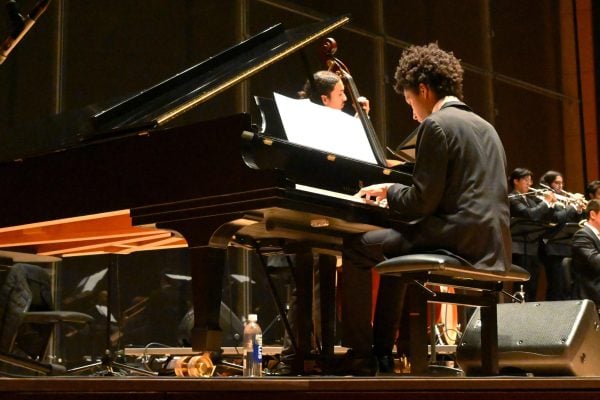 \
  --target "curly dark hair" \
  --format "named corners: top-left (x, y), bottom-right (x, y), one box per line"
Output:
top-left (393, 43), bottom-right (463, 99)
